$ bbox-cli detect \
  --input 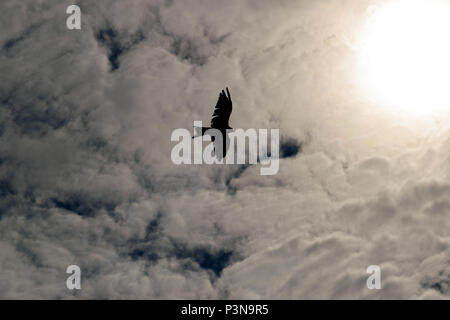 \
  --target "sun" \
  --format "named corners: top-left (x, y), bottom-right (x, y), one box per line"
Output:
top-left (360, 0), bottom-right (450, 116)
